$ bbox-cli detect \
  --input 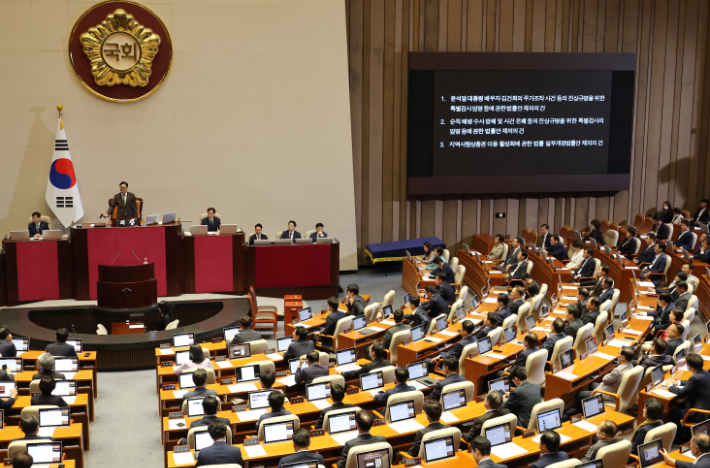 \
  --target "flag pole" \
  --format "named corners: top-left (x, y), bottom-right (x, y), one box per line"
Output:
top-left (57, 104), bottom-right (63, 129)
